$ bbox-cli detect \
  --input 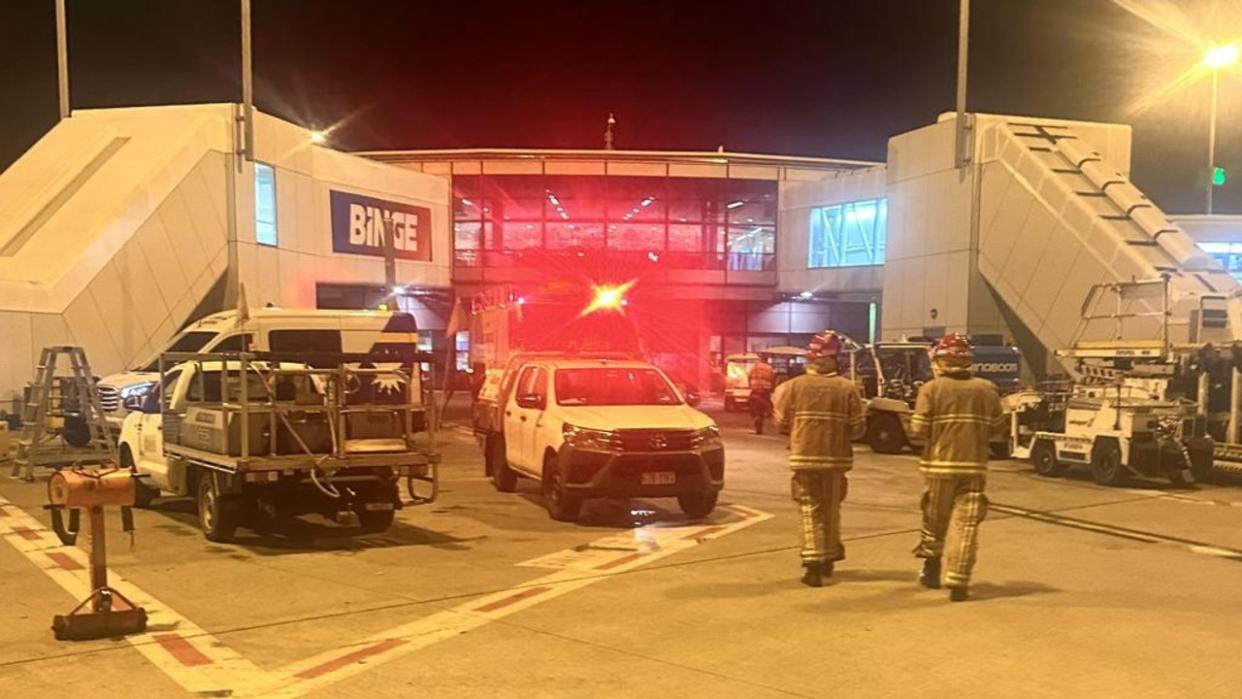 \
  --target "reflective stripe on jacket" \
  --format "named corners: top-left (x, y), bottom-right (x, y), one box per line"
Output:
top-left (773, 370), bottom-right (866, 471)
top-left (910, 373), bottom-right (1005, 475)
